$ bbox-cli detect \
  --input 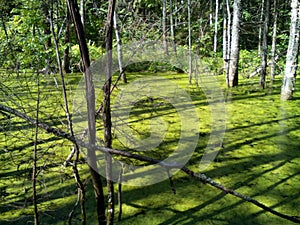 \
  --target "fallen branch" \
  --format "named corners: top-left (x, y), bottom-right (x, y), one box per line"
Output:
top-left (247, 52), bottom-right (285, 78)
top-left (0, 103), bottom-right (299, 224)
